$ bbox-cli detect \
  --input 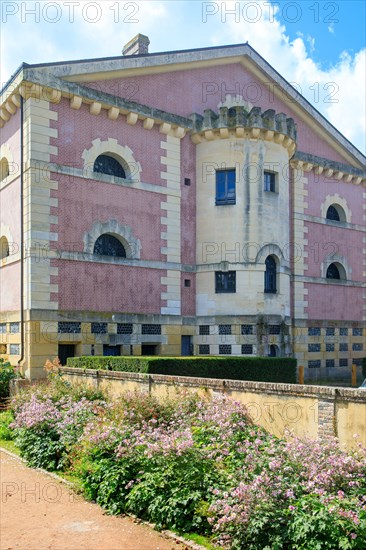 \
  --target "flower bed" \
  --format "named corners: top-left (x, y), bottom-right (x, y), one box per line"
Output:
top-left (5, 371), bottom-right (366, 548)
